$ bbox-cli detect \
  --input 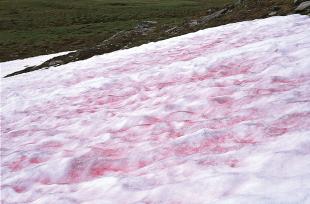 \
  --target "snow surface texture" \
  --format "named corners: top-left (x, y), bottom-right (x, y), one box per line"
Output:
top-left (1, 15), bottom-right (310, 204)
top-left (0, 51), bottom-right (71, 78)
